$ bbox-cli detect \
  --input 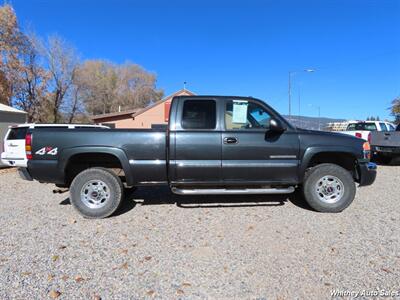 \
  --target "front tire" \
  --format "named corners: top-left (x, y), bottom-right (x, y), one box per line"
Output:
top-left (69, 168), bottom-right (124, 218)
top-left (303, 163), bottom-right (356, 213)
